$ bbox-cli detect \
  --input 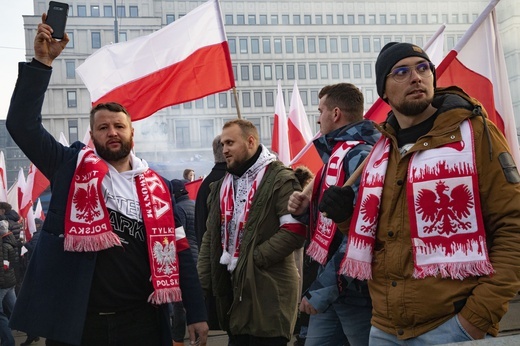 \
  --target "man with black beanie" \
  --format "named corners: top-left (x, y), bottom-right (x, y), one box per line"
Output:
top-left (319, 42), bottom-right (520, 344)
